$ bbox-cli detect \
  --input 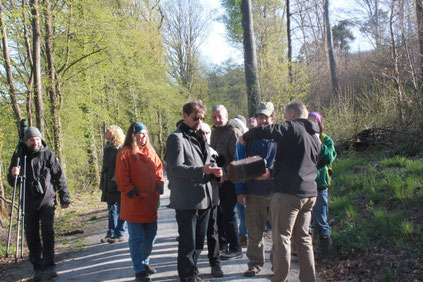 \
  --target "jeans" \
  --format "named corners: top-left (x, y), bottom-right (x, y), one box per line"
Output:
top-left (25, 206), bottom-right (55, 271)
top-left (176, 208), bottom-right (210, 282)
top-left (107, 202), bottom-right (126, 238)
top-left (235, 201), bottom-right (247, 237)
top-left (127, 221), bottom-right (157, 274)
top-left (312, 189), bottom-right (330, 238)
